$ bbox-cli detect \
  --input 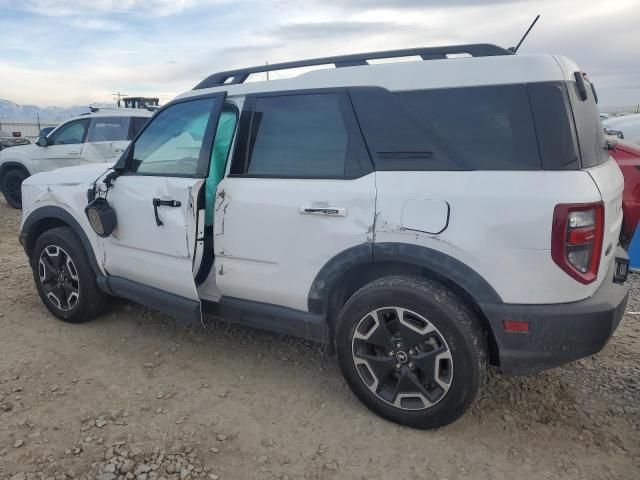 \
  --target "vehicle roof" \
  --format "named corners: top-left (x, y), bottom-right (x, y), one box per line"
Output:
top-left (67, 109), bottom-right (154, 122)
top-left (176, 53), bottom-right (577, 102)
top-left (603, 113), bottom-right (640, 128)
